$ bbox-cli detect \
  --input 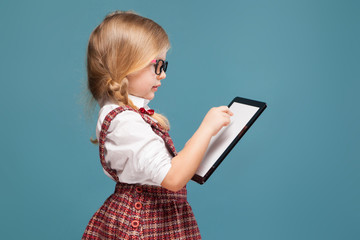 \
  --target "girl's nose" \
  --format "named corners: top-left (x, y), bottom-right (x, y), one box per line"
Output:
top-left (157, 71), bottom-right (166, 80)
